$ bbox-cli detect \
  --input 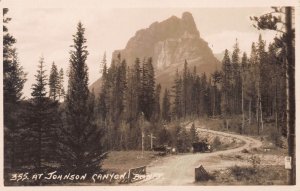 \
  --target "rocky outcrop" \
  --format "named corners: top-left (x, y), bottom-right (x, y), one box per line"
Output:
top-left (90, 12), bottom-right (221, 93)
